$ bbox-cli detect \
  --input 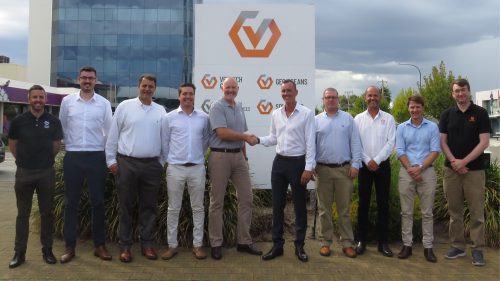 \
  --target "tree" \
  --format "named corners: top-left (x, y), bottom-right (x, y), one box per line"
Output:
top-left (339, 94), bottom-right (359, 112)
top-left (392, 87), bottom-right (415, 123)
top-left (420, 61), bottom-right (458, 120)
